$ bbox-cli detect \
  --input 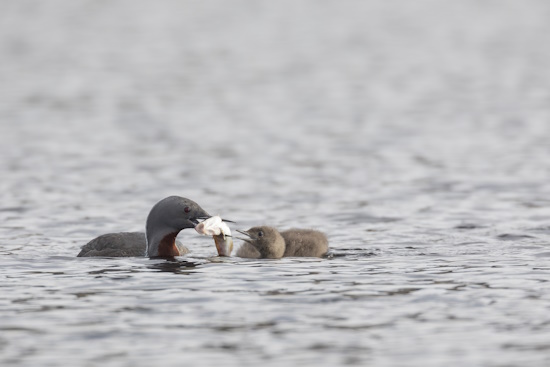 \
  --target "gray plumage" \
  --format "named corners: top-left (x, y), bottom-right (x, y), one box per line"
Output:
top-left (77, 232), bottom-right (188, 257)
top-left (281, 229), bottom-right (328, 257)
top-left (235, 242), bottom-right (261, 259)
top-left (77, 196), bottom-right (209, 258)
top-left (236, 226), bottom-right (328, 259)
